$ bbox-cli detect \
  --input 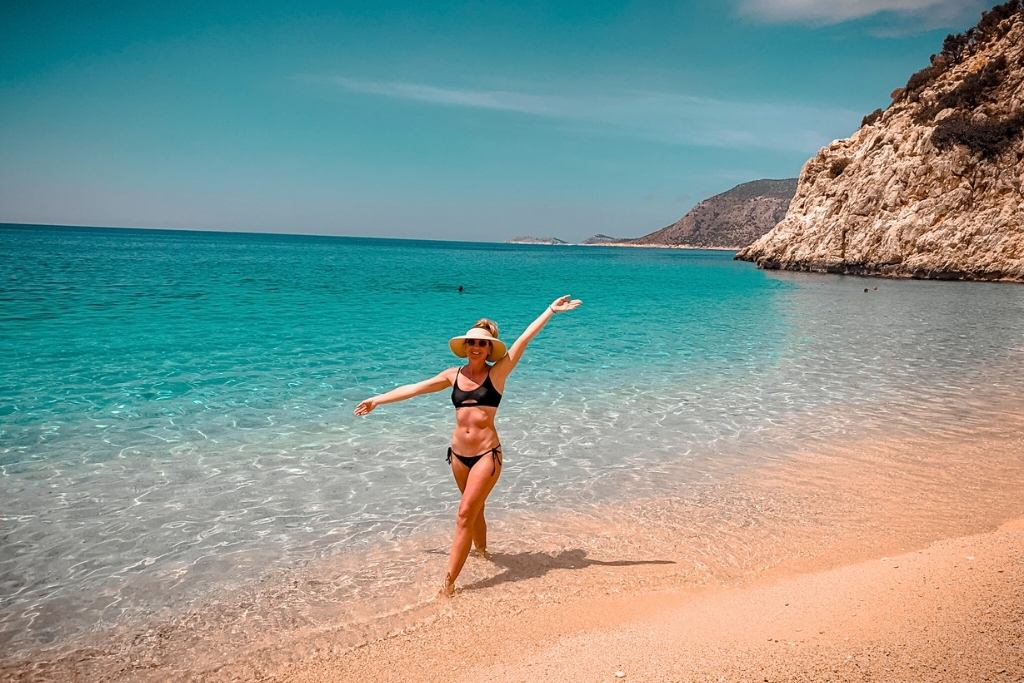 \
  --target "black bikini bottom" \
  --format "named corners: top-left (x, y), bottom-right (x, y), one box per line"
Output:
top-left (446, 445), bottom-right (502, 472)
